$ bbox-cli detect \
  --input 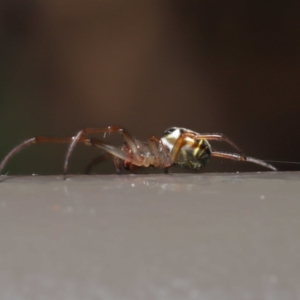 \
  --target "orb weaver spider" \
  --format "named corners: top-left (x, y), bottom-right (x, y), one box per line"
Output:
top-left (0, 125), bottom-right (276, 176)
